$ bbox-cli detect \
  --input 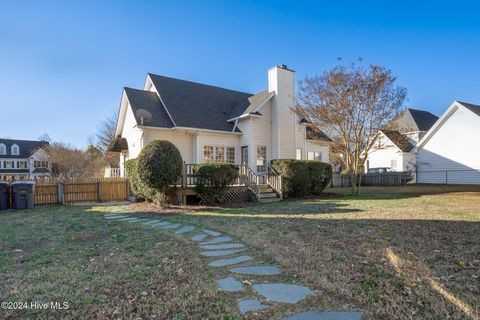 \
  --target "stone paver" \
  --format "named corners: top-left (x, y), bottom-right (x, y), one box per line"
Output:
top-left (191, 234), bottom-right (208, 242)
top-left (252, 283), bottom-right (312, 304)
top-left (200, 236), bottom-right (232, 245)
top-left (282, 311), bottom-right (363, 320)
top-left (238, 298), bottom-right (268, 314)
top-left (200, 243), bottom-right (245, 250)
top-left (127, 218), bottom-right (145, 223)
top-left (141, 220), bottom-right (163, 225)
top-left (151, 221), bottom-right (172, 227)
top-left (203, 229), bottom-right (222, 237)
top-left (104, 215), bottom-right (127, 219)
top-left (175, 226), bottom-right (195, 234)
top-left (217, 276), bottom-right (244, 292)
top-left (230, 265), bottom-right (281, 275)
top-left (201, 249), bottom-right (246, 257)
top-left (116, 217), bottom-right (139, 222)
top-left (157, 223), bottom-right (181, 230)
top-left (104, 213), bottom-right (122, 217)
top-left (208, 255), bottom-right (253, 267)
